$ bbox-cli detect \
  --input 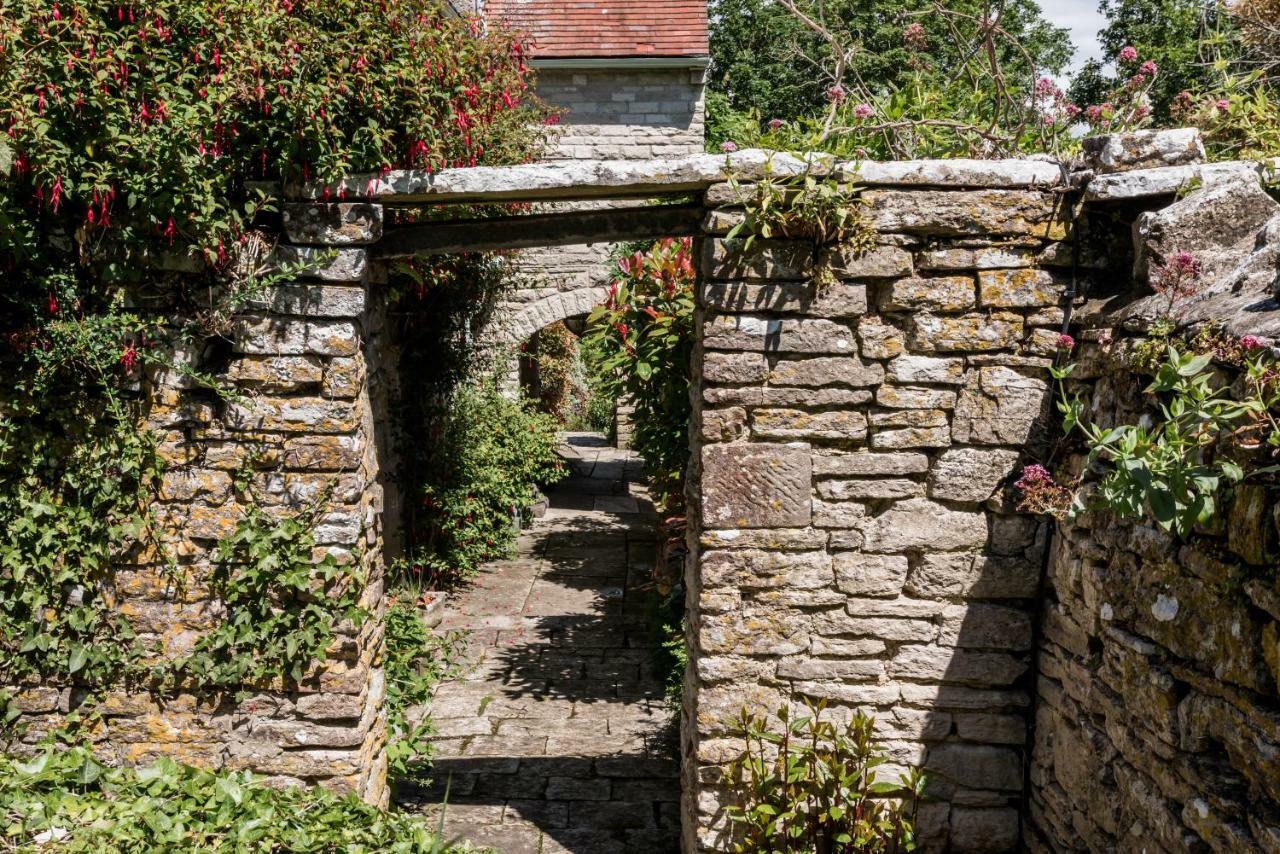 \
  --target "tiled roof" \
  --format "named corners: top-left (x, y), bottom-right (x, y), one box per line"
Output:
top-left (486, 0), bottom-right (708, 58)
